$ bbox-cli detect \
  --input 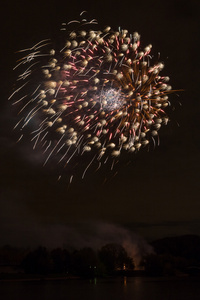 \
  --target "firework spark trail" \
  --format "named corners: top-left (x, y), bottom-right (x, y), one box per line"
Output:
top-left (10, 12), bottom-right (174, 179)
